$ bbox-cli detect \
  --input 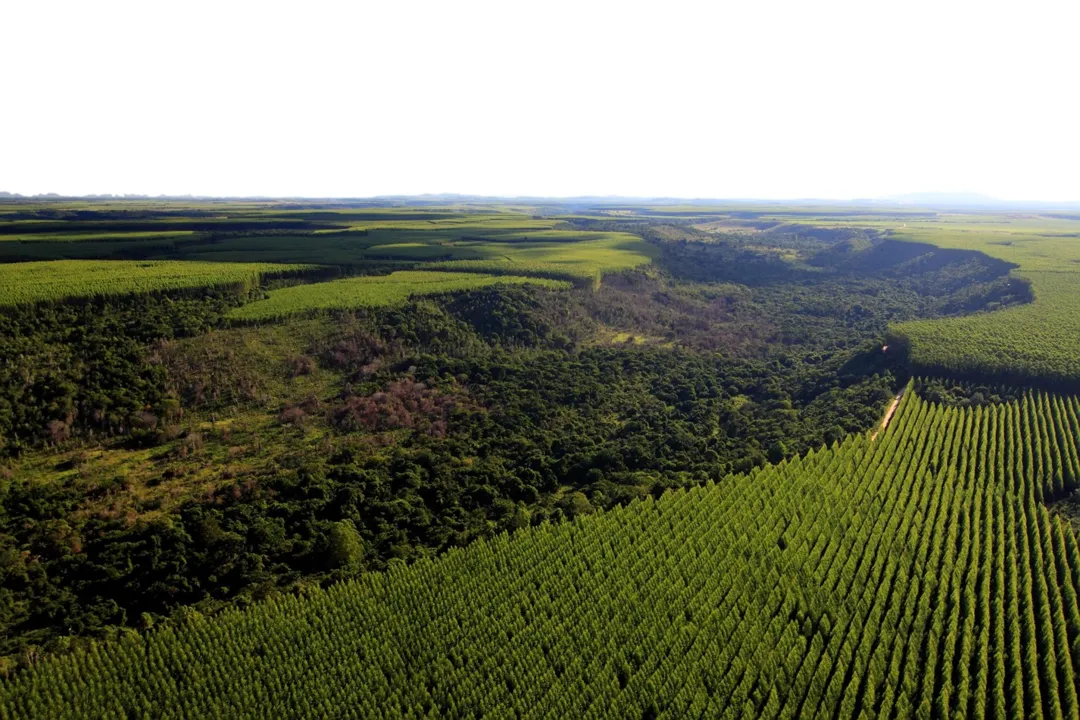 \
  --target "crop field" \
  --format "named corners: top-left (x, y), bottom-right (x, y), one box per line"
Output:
top-left (175, 230), bottom-right (652, 293)
top-left (228, 271), bottom-right (571, 321)
top-left (417, 233), bottom-right (656, 287)
top-left (0, 238), bottom-right (187, 262)
top-left (175, 233), bottom-right (493, 265)
top-left (311, 214), bottom-right (560, 234)
top-left (0, 260), bottom-right (315, 307)
top-left (4, 387), bottom-right (1080, 718)
top-left (890, 270), bottom-right (1080, 386)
